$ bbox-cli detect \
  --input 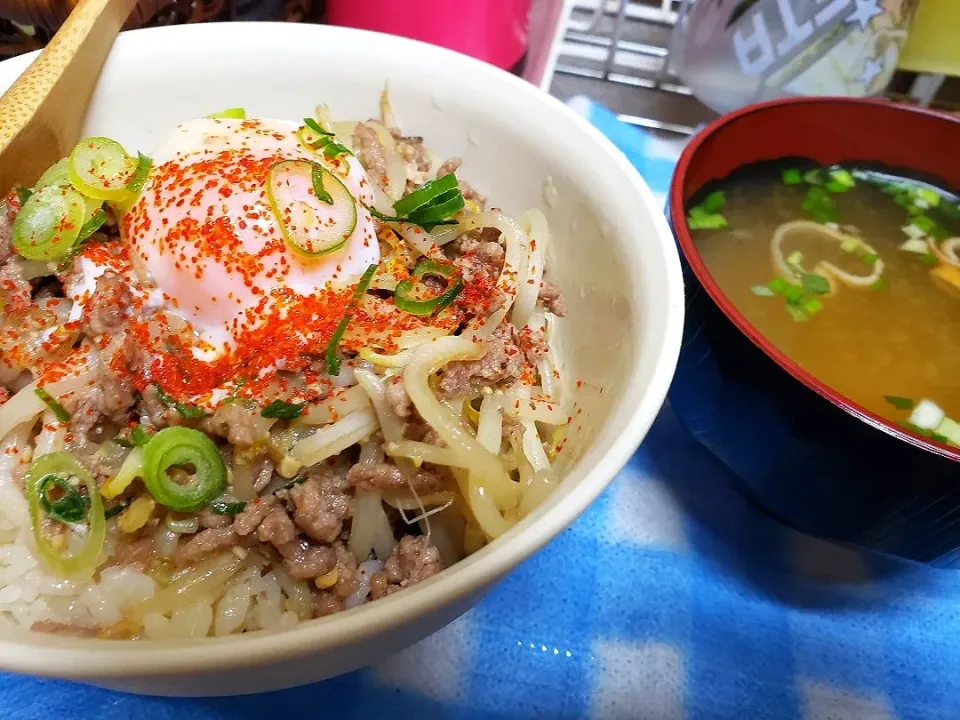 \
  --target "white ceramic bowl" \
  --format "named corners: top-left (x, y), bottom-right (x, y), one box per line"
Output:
top-left (0, 22), bottom-right (683, 695)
